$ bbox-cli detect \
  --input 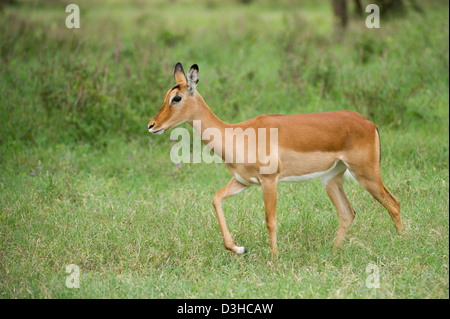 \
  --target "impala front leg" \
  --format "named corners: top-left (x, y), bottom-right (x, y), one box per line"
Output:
top-left (212, 177), bottom-right (249, 254)
top-left (260, 177), bottom-right (278, 257)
